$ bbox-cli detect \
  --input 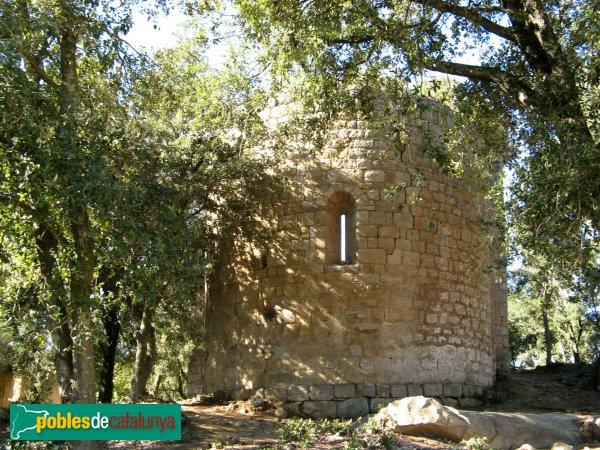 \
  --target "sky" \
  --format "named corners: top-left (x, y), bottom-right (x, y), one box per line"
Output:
top-left (126, 8), bottom-right (188, 53)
